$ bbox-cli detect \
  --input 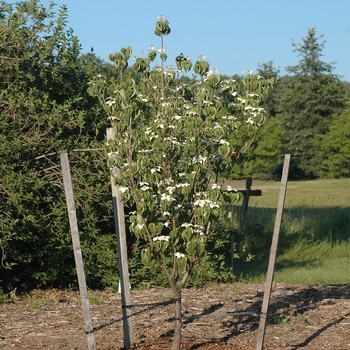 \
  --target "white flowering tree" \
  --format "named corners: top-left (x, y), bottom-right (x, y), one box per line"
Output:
top-left (88, 16), bottom-right (275, 350)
